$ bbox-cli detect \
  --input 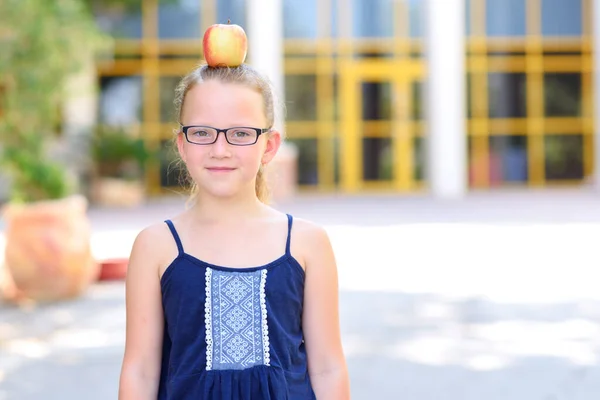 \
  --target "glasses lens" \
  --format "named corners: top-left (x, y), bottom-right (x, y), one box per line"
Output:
top-left (226, 128), bottom-right (258, 145)
top-left (187, 127), bottom-right (217, 144)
